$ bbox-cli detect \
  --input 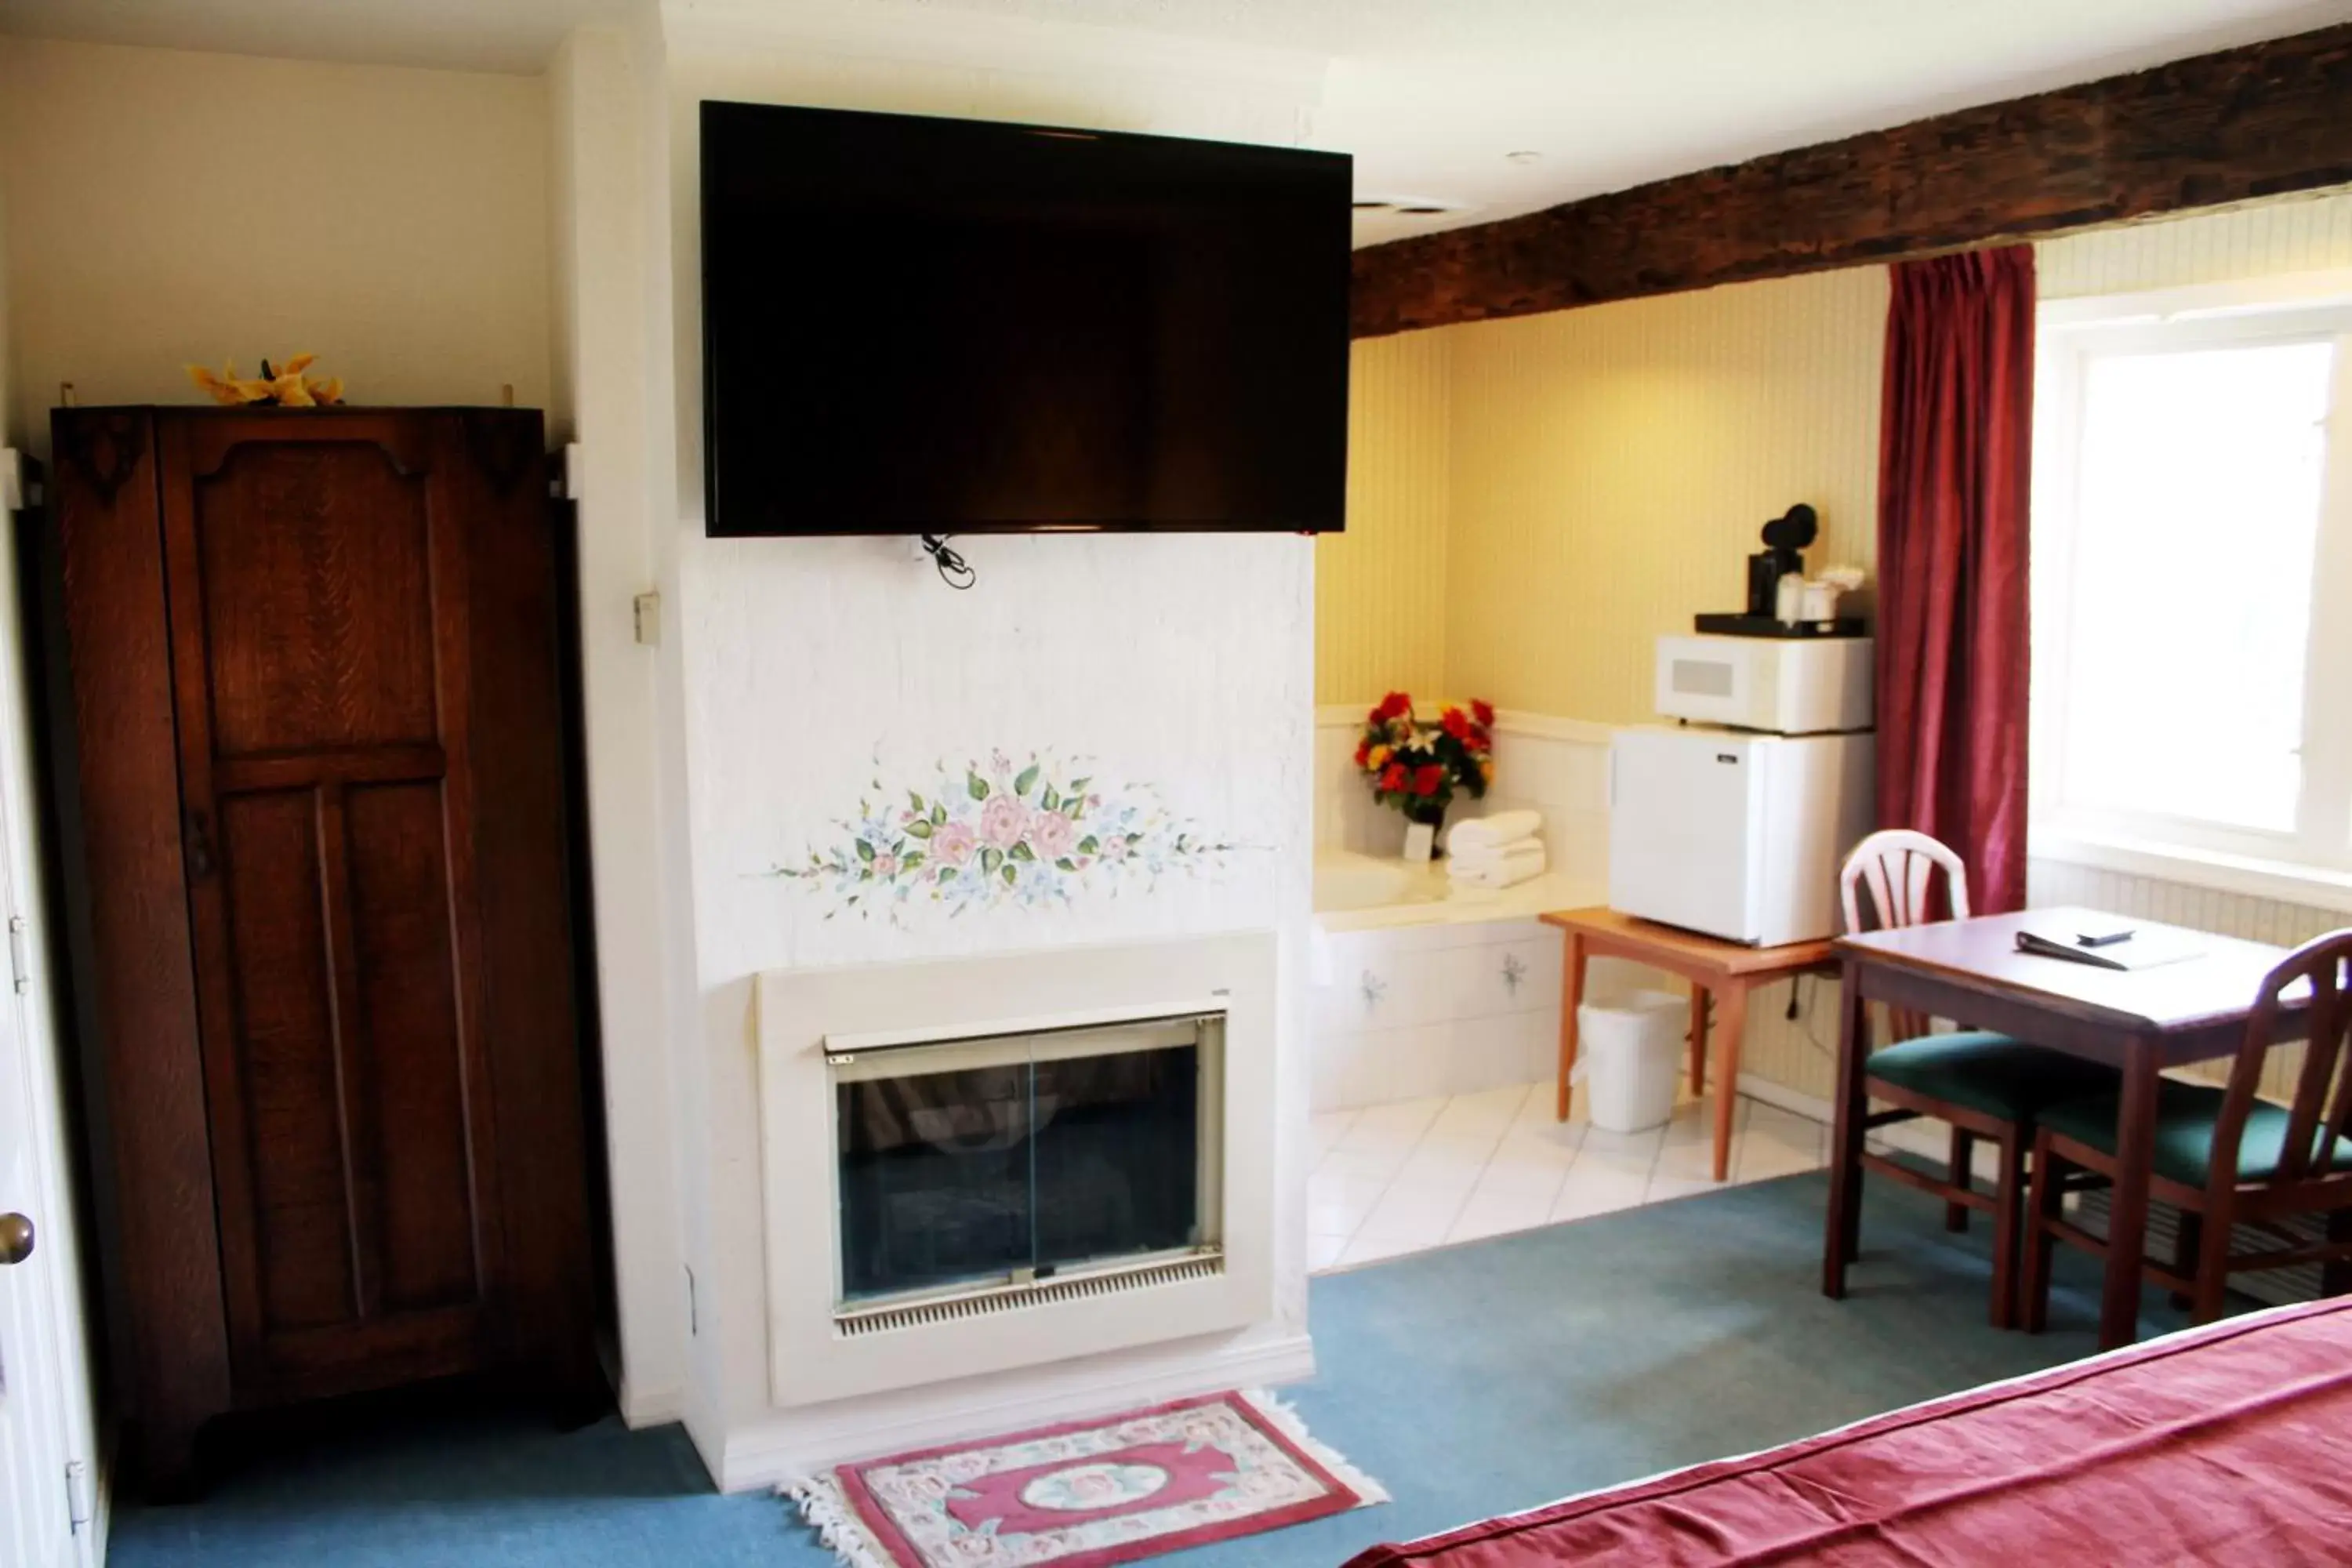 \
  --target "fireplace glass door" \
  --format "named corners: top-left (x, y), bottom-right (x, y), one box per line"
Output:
top-left (831, 1013), bottom-right (1222, 1307)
